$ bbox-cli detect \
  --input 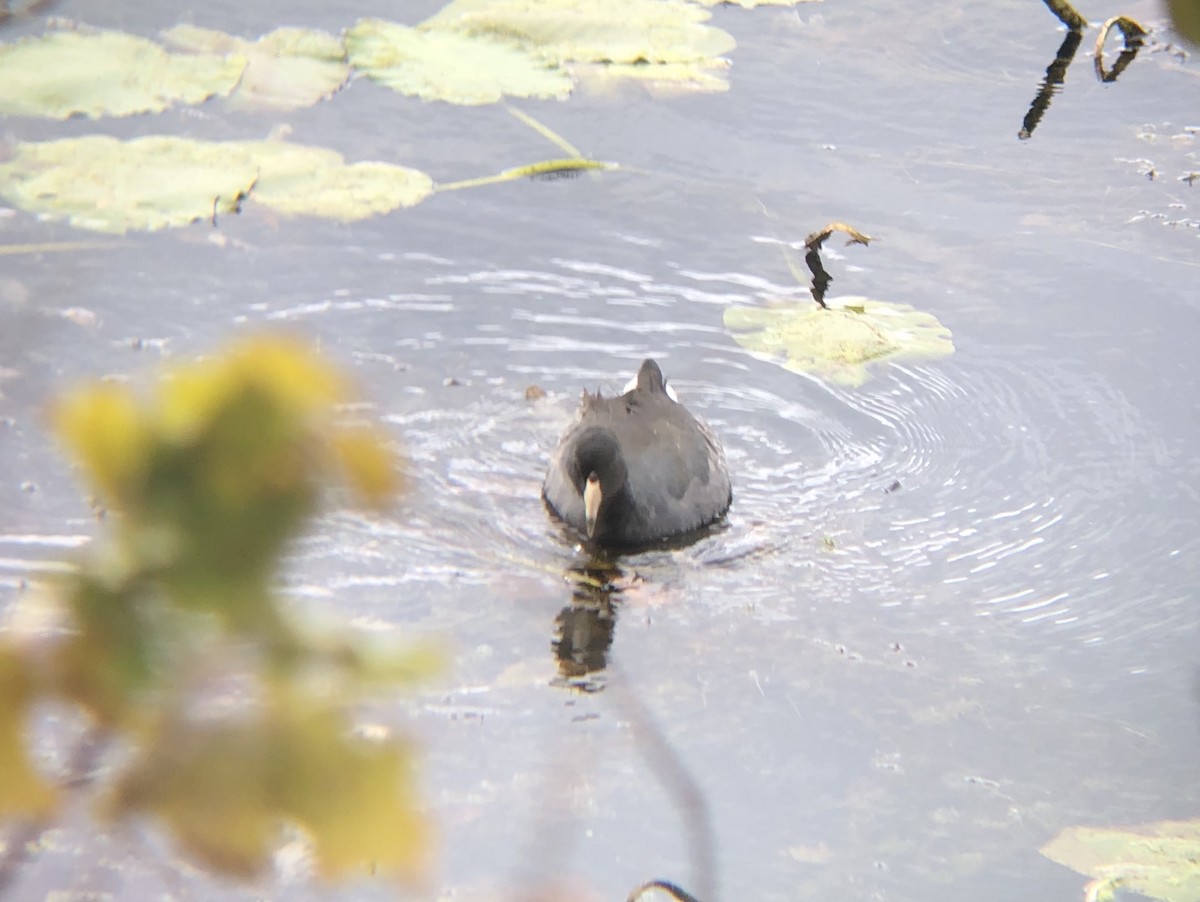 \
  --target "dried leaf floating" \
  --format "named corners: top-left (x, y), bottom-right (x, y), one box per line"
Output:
top-left (724, 296), bottom-right (954, 387)
top-left (1040, 819), bottom-right (1200, 902)
top-left (1093, 16), bottom-right (1147, 83)
top-left (0, 26), bottom-right (244, 119)
top-left (805, 221), bottom-right (872, 252)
